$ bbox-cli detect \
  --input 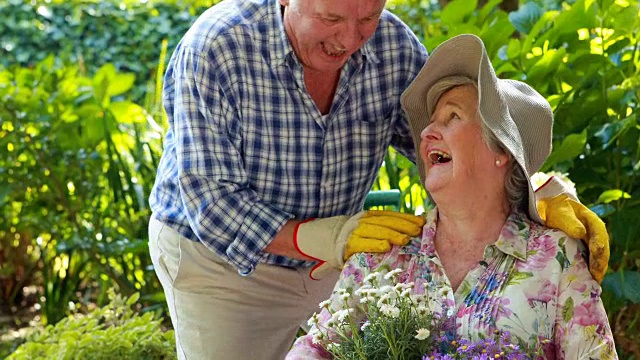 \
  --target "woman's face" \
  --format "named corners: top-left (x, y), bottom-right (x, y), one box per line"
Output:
top-left (419, 84), bottom-right (506, 197)
top-left (279, 0), bottom-right (385, 74)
